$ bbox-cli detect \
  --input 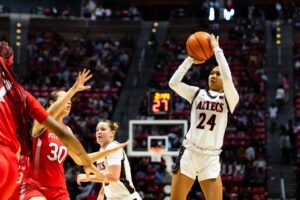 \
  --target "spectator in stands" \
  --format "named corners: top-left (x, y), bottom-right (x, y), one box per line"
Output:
top-left (233, 161), bottom-right (245, 177)
top-left (221, 160), bottom-right (233, 176)
top-left (268, 102), bottom-right (278, 132)
top-left (245, 143), bottom-right (256, 161)
top-left (281, 74), bottom-right (290, 102)
top-left (253, 155), bottom-right (267, 173)
top-left (280, 130), bottom-right (292, 163)
top-left (295, 58), bottom-right (300, 70)
top-left (275, 84), bottom-right (285, 111)
top-left (82, 0), bottom-right (96, 19)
